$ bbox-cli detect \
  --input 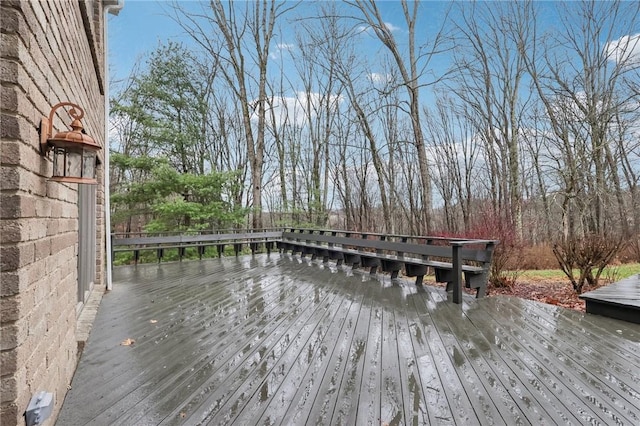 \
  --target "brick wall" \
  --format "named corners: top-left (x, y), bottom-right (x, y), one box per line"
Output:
top-left (1, 1), bottom-right (106, 424)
